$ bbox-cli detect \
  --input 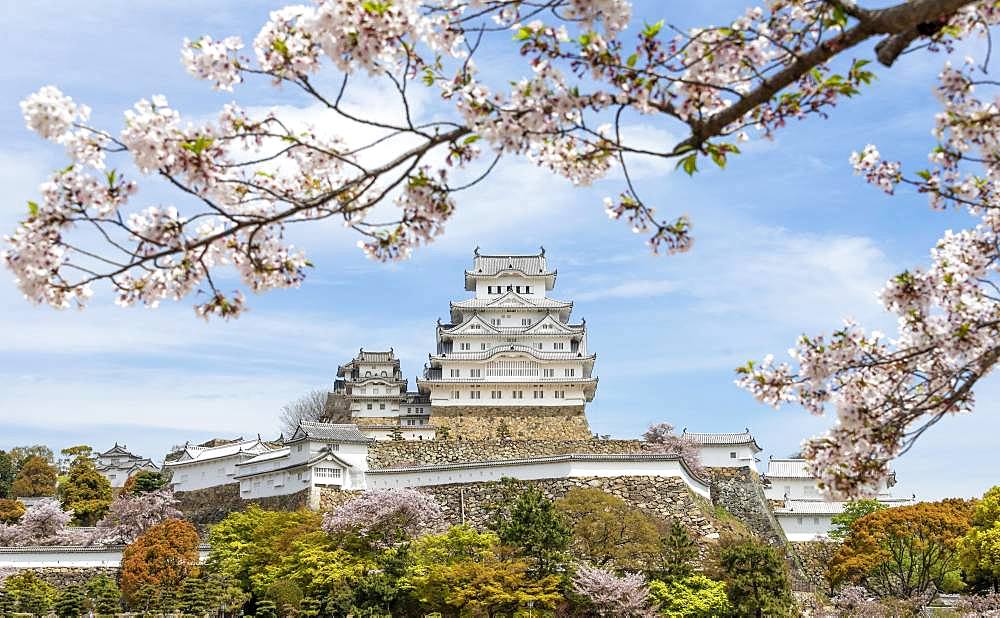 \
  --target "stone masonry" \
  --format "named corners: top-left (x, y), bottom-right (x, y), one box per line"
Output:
top-left (429, 405), bottom-right (591, 441)
top-left (368, 438), bottom-right (651, 468)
